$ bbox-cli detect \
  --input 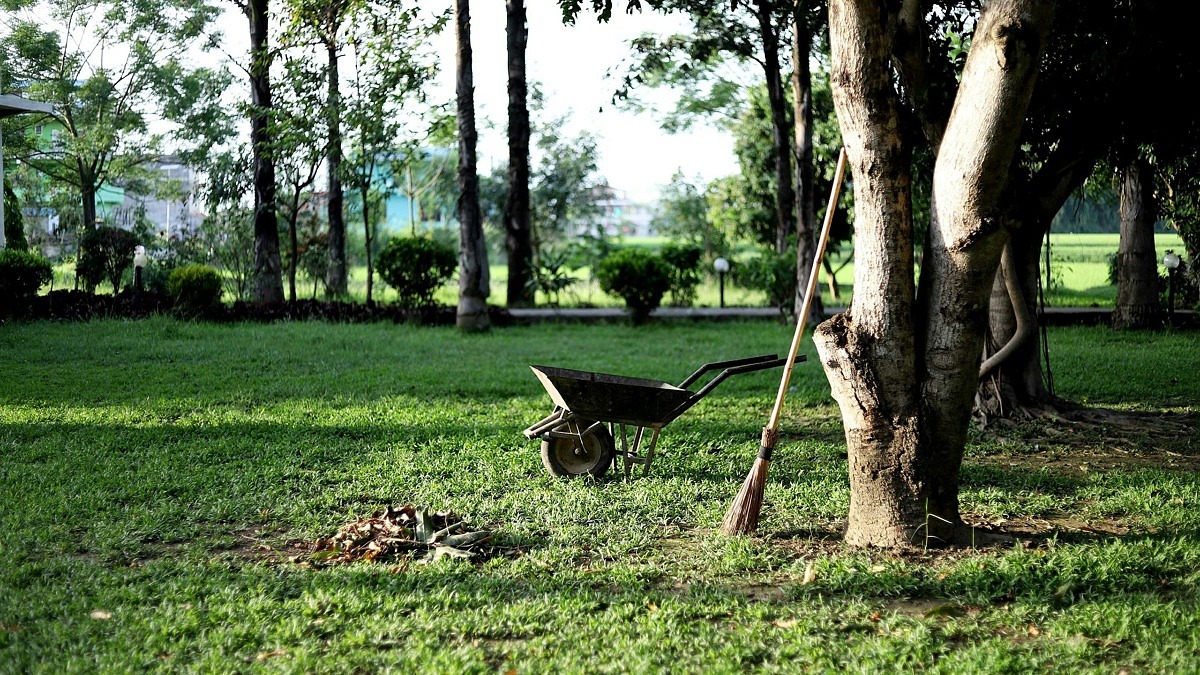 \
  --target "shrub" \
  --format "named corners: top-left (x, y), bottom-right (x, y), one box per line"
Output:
top-left (376, 236), bottom-right (457, 308)
top-left (527, 245), bottom-right (578, 307)
top-left (168, 264), bottom-right (223, 316)
top-left (734, 248), bottom-right (797, 319)
top-left (77, 226), bottom-right (138, 293)
top-left (594, 248), bottom-right (671, 324)
top-left (659, 242), bottom-right (703, 307)
top-left (0, 249), bottom-right (53, 306)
